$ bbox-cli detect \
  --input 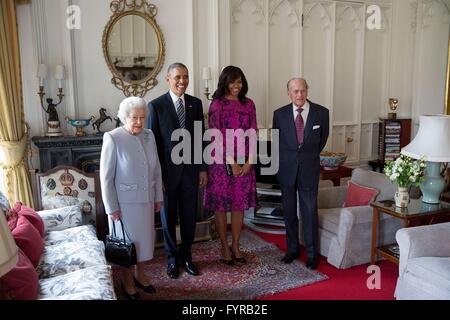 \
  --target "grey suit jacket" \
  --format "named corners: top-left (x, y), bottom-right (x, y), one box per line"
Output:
top-left (100, 127), bottom-right (163, 215)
